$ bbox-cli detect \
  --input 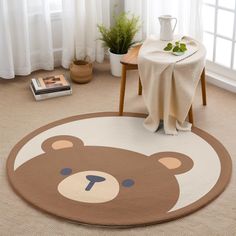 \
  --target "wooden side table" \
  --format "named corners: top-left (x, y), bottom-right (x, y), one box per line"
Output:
top-left (118, 45), bottom-right (207, 125)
